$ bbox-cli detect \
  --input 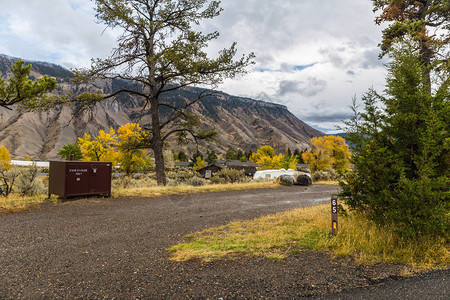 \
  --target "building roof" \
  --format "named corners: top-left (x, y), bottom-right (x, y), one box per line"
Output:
top-left (196, 163), bottom-right (225, 172)
top-left (226, 160), bottom-right (258, 167)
